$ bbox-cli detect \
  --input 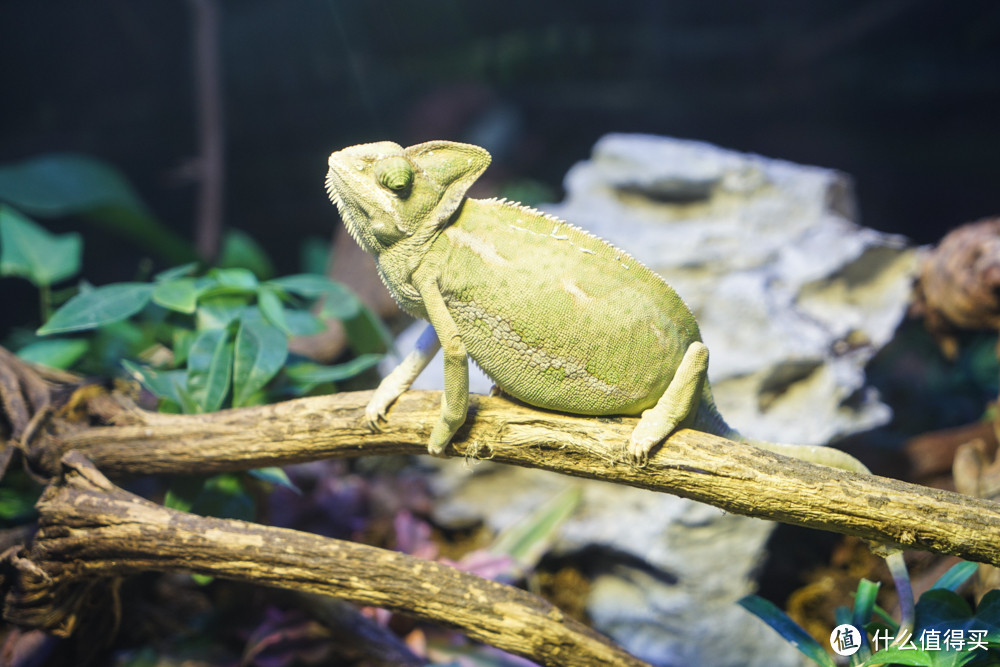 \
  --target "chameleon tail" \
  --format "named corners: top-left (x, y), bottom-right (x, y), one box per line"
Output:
top-left (694, 386), bottom-right (909, 624)
top-left (693, 385), bottom-right (871, 475)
